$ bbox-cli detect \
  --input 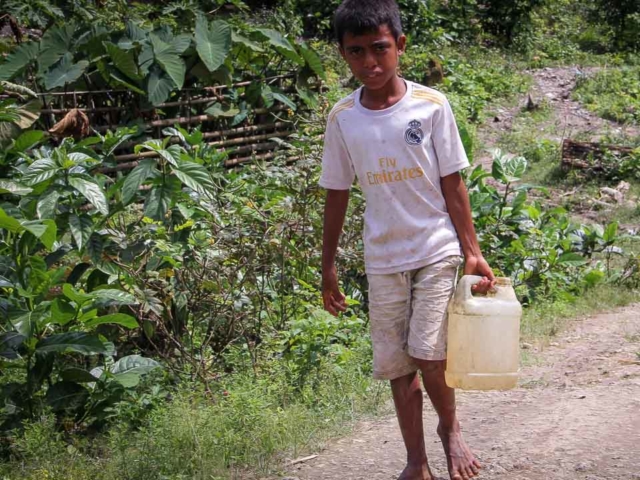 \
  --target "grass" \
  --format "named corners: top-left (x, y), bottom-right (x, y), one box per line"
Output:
top-left (0, 348), bottom-right (392, 480)
top-left (521, 284), bottom-right (640, 343)
top-left (573, 66), bottom-right (640, 125)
